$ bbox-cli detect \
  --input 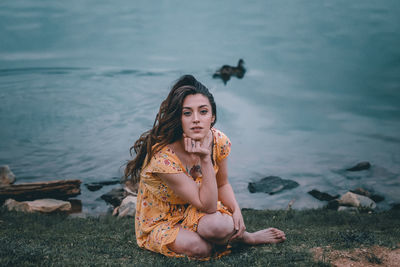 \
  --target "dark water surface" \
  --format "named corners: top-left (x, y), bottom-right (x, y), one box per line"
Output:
top-left (1, 0), bottom-right (400, 213)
